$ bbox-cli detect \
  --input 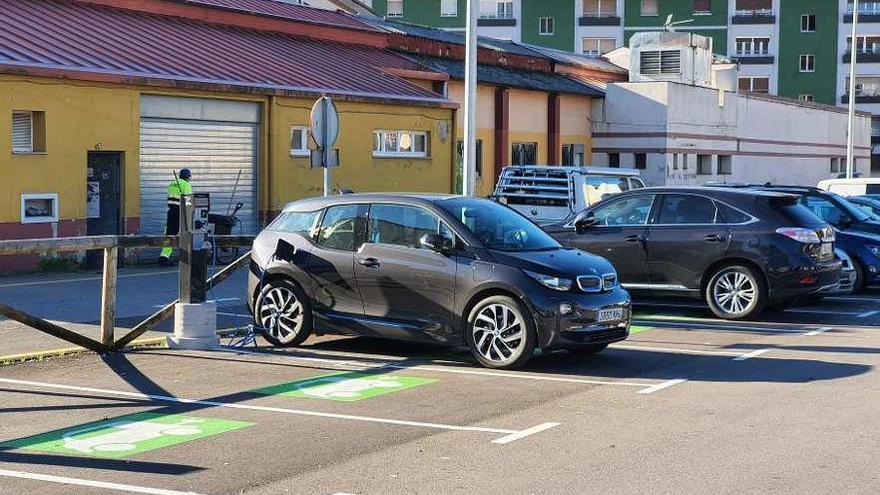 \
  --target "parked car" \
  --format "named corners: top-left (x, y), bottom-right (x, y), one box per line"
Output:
top-left (248, 194), bottom-right (632, 370)
top-left (493, 166), bottom-right (646, 226)
top-left (848, 195), bottom-right (880, 219)
top-left (544, 187), bottom-right (841, 320)
top-left (733, 186), bottom-right (880, 292)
